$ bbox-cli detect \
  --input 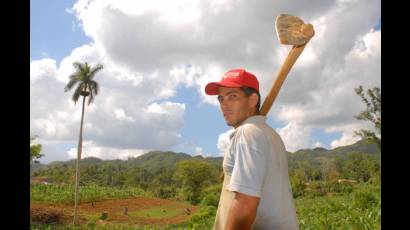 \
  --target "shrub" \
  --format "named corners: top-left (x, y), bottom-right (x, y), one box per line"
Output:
top-left (353, 188), bottom-right (379, 209)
